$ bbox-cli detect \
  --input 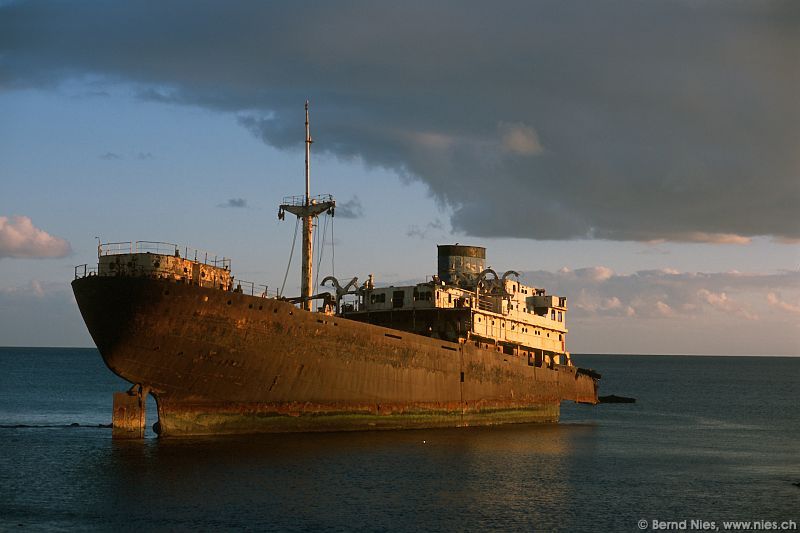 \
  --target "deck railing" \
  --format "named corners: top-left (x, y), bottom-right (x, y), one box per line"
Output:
top-left (280, 194), bottom-right (334, 207)
top-left (98, 241), bottom-right (231, 270)
top-left (73, 264), bottom-right (98, 279)
top-left (232, 280), bottom-right (281, 298)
